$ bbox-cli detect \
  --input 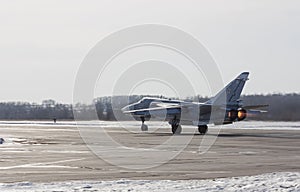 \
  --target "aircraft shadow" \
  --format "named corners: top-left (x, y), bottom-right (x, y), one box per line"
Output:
top-left (215, 133), bottom-right (300, 139)
top-left (146, 132), bottom-right (300, 139)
